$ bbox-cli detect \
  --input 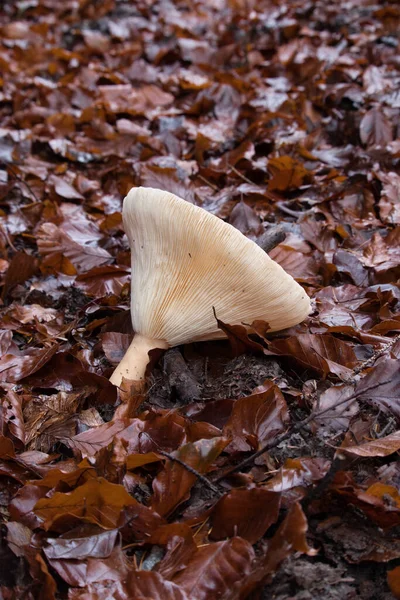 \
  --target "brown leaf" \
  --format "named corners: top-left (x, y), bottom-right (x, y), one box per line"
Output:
top-left (124, 571), bottom-right (189, 600)
top-left (141, 165), bottom-right (196, 204)
top-left (47, 544), bottom-right (130, 588)
top-left (26, 552), bottom-right (57, 600)
top-left (263, 457), bottom-right (331, 492)
top-left (269, 244), bottom-right (320, 283)
top-left (355, 358), bottom-right (400, 419)
top-left (51, 175), bottom-right (84, 200)
top-left (37, 222), bottom-right (112, 274)
top-left (44, 527), bottom-right (118, 561)
top-left (223, 382), bottom-right (289, 452)
top-left (229, 200), bottom-right (262, 236)
top-left (388, 566), bottom-right (400, 599)
top-left (339, 431), bottom-right (400, 457)
top-left (331, 472), bottom-right (400, 529)
top-left (6, 521), bottom-right (32, 557)
top-left (0, 434), bottom-right (15, 458)
top-left (75, 265), bottom-right (130, 296)
top-left (238, 503), bottom-right (315, 597)
top-left (150, 523), bottom-right (197, 579)
top-left (172, 537), bottom-right (255, 599)
top-left (210, 489), bottom-right (281, 543)
top-left (34, 478), bottom-right (139, 531)
top-left (100, 332), bottom-right (132, 365)
top-left (0, 344), bottom-right (59, 383)
top-left (2, 252), bottom-right (38, 299)
top-left (2, 391), bottom-right (25, 444)
top-left (315, 384), bottom-right (358, 432)
top-left (359, 107), bottom-right (393, 147)
top-left (215, 315), bottom-right (266, 357)
top-left (151, 437), bottom-right (228, 517)
top-left (268, 156), bottom-right (311, 192)
top-left (268, 334), bottom-right (358, 378)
